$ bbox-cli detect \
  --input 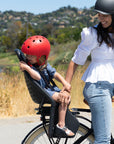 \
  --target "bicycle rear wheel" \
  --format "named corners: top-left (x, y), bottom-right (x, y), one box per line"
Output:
top-left (22, 123), bottom-right (94, 144)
